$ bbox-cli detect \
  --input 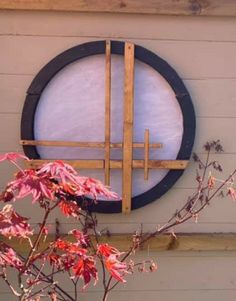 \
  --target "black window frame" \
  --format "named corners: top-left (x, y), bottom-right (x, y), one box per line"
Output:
top-left (21, 40), bottom-right (196, 213)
